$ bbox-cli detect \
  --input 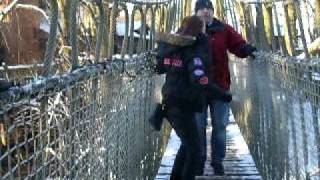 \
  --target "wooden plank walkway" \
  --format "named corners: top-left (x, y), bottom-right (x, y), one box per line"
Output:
top-left (155, 112), bottom-right (262, 180)
top-left (196, 114), bottom-right (262, 180)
